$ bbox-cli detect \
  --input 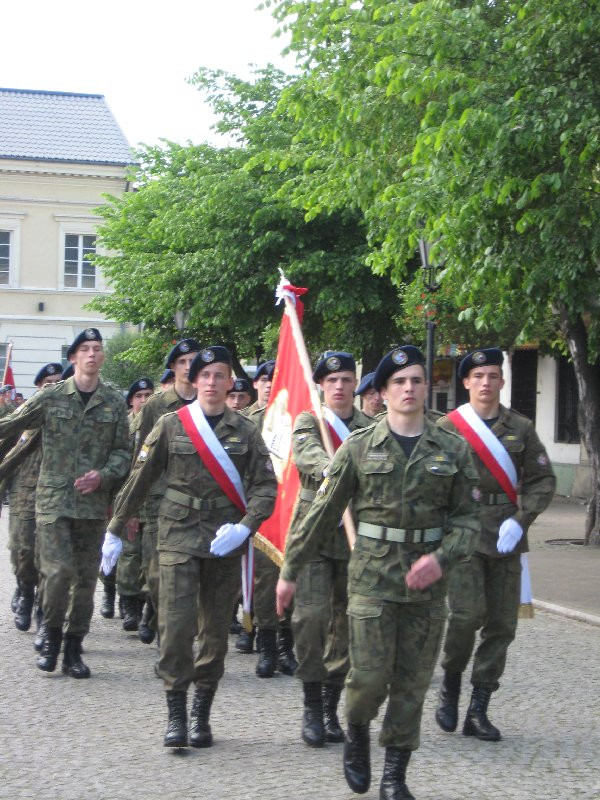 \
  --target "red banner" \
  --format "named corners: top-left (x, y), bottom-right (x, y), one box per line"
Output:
top-left (2, 343), bottom-right (16, 399)
top-left (257, 288), bottom-right (312, 565)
